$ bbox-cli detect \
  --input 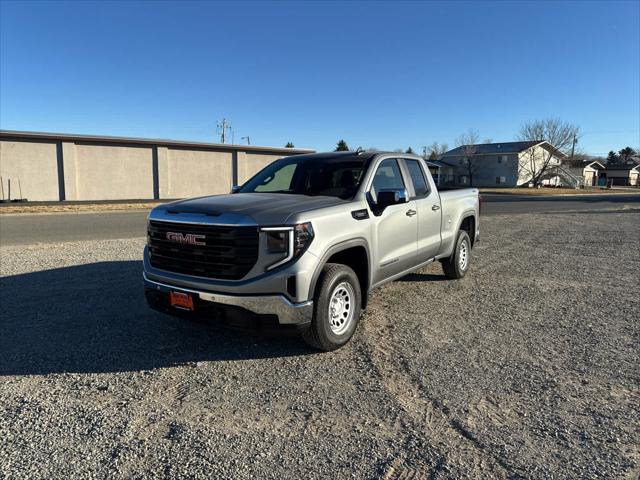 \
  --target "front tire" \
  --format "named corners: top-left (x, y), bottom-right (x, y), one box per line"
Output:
top-left (302, 263), bottom-right (362, 351)
top-left (441, 230), bottom-right (471, 279)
